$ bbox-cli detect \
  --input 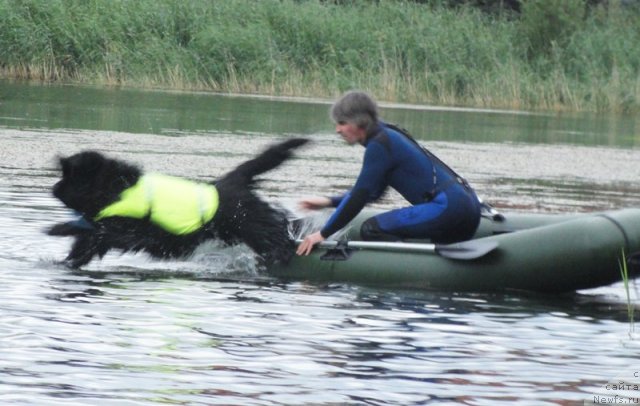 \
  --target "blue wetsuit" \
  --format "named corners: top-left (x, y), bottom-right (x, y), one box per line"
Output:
top-left (320, 123), bottom-right (481, 243)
